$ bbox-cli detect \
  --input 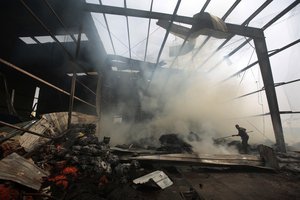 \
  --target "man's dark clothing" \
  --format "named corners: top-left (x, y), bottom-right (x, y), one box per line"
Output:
top-left (237, 127), bottom-right (249, 153)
